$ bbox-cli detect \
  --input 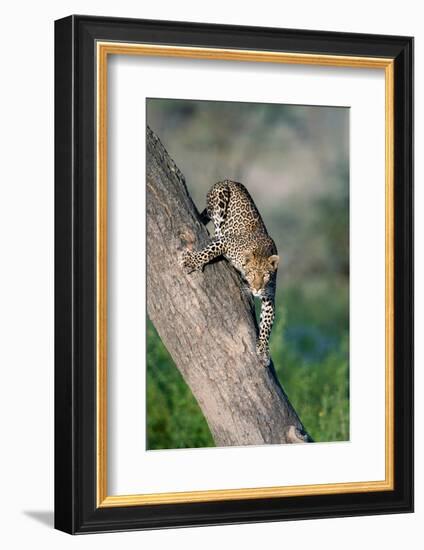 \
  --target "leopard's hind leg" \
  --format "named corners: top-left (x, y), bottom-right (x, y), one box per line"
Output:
top-left (205, 181), bottom-right (231, 236)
